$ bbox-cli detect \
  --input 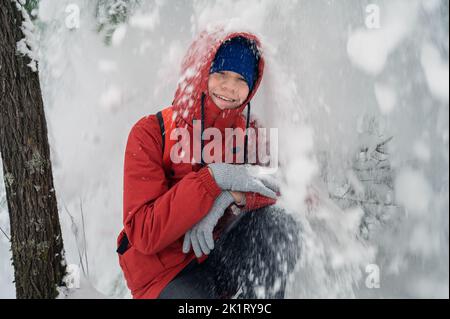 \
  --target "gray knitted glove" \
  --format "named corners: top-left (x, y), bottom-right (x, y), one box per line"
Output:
top-left (182, 191), bottom-right (235, 257)
top-left (209, 163), bottom-right (279, 199)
